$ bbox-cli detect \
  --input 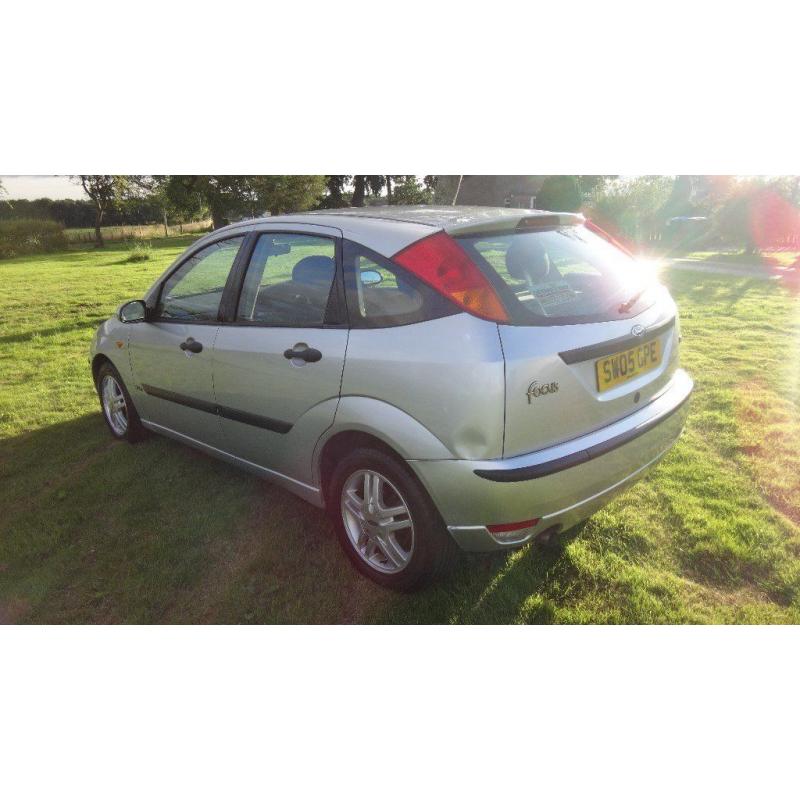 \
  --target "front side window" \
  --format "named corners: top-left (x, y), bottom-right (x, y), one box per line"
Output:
top-left (343, 241), bottom-right (456, 328)
top-left (159, 236), bottom-right (245, 321)
top-left (236, 234), bottom-right (336, 326)
top-left (457, 225), bottom-right (655, 324)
